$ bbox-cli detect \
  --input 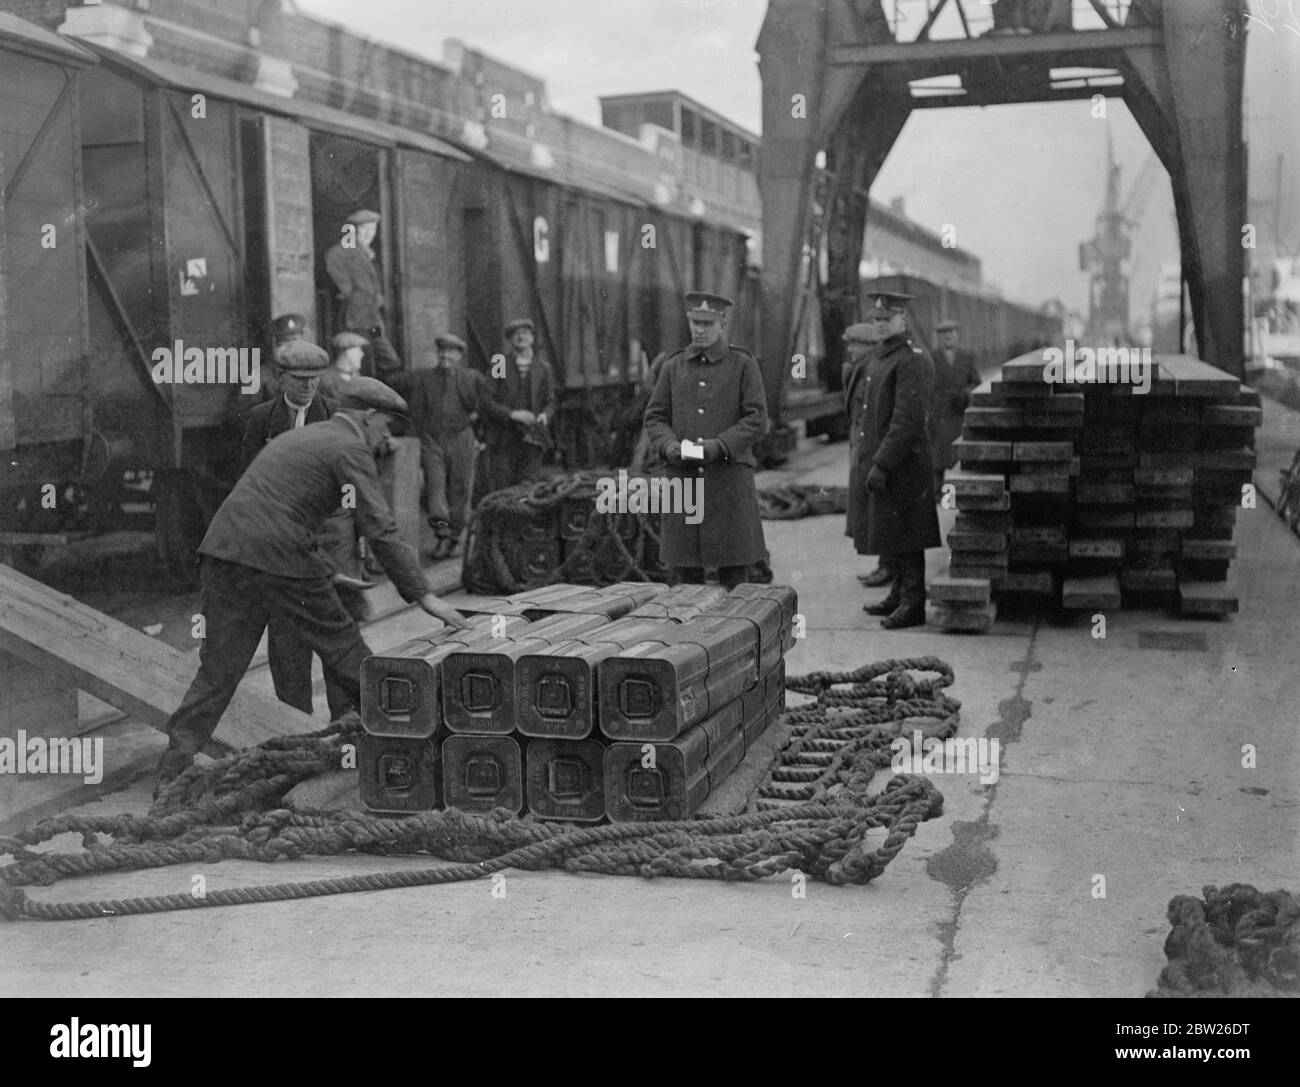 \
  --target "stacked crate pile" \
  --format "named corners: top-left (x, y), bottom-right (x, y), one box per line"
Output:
top-left (933, 353), bottom-right (1259, 628)
top-left (357, 582), bottom-right (794, 822)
